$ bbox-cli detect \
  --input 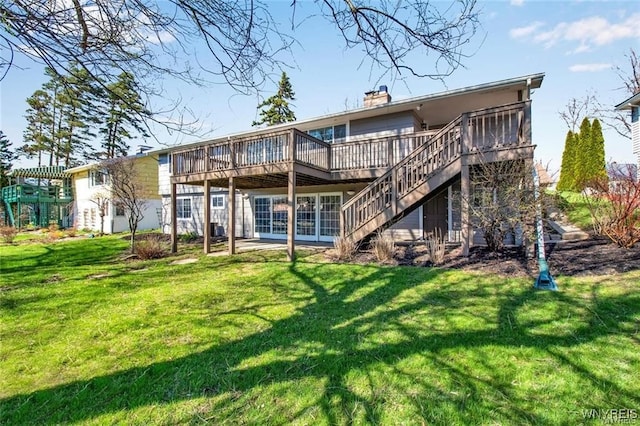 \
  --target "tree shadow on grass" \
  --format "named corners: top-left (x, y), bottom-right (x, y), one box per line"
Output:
top-left (1, 257), bottom-right (639, 424)
top-left (0, 238), bottom-right (129, 277)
